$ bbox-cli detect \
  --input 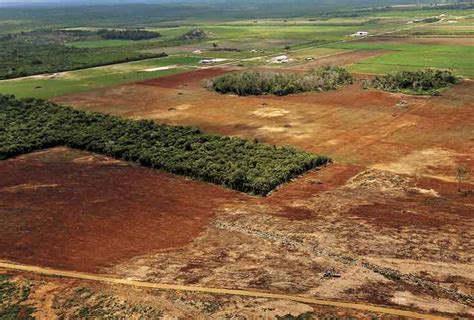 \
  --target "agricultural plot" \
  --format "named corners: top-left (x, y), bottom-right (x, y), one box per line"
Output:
top-left (329, 40), bottom-right (474, 77)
